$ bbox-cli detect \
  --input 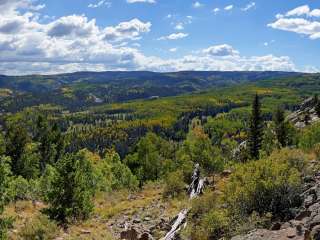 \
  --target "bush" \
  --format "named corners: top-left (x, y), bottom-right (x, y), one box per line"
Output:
top-left (268, 148), bottom-right (307, 172)
top-left (224, 156), bottom-right (302, 220)
top-left (19, 215), bottom-right (59, 240)
top-left (314, 143), bottom-right (320, 161)
top-left (163, 170), bottom-right (186, 198)
top-left (0, 156), bottom-right (12, 239)
top-left (8, 176), bottom-right (31, 201)
top-left (45, 150), bottom-right (96, 223)
top-left (299, 122), bottom-right (320, 149)
top-left (105, 150), bottom-right (138, 191)
top-left (188, 192), bottom-right (229, 240)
